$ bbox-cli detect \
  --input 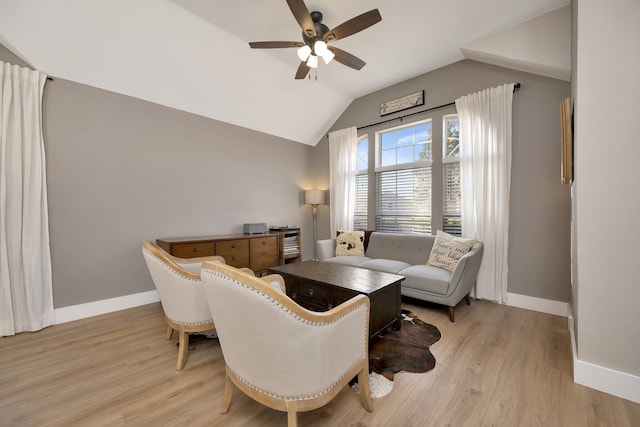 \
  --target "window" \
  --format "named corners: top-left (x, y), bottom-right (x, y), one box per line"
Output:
top-left (354, 136), bottom-right (368, 230)
top-left (443, 115), bottom-right (461, 235)
top-left (375, 120), bottom-right (432, 233)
